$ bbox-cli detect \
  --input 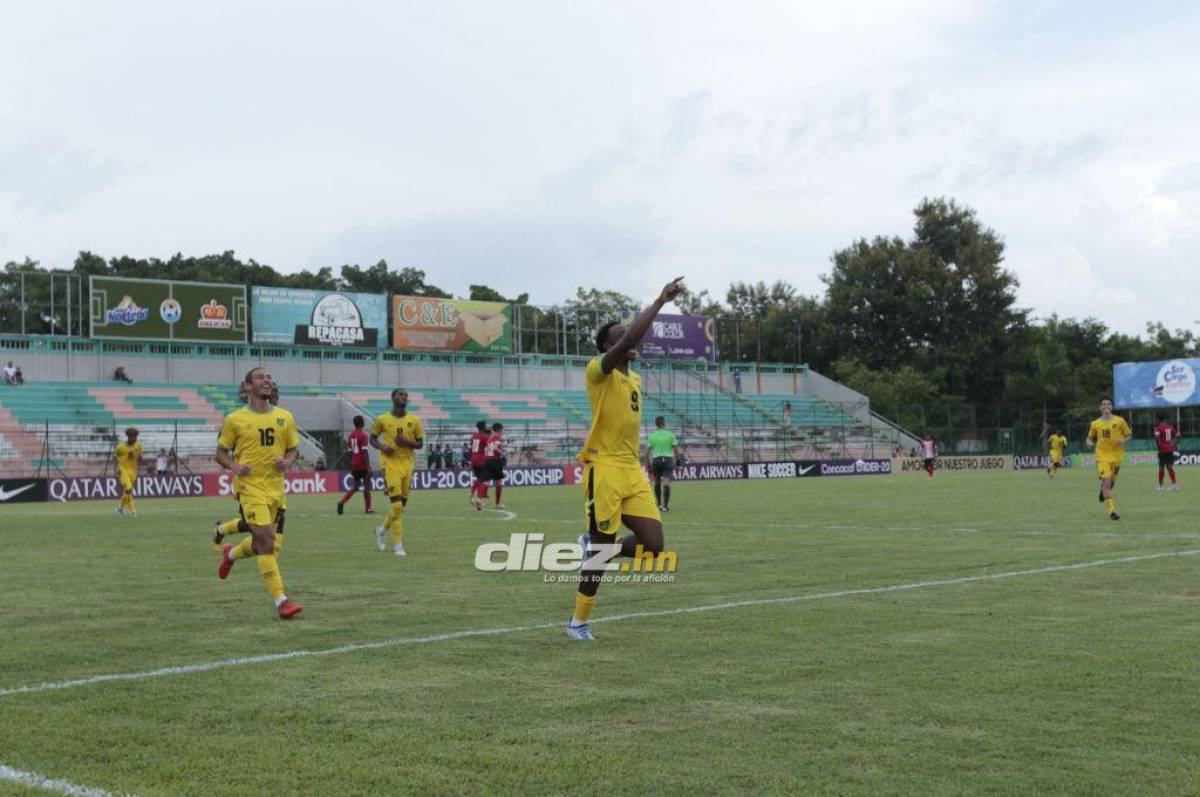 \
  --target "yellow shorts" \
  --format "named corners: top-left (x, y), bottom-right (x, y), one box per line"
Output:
top-left (119, 472), bottom-right (136, 492)
top-left (1096, 459), bottom-right (1121, 480)
top-left (384, 466), bottom-right (412, 501)
top-left (239, 489), bottom-right (285, 527)
top-left (1050, 452), bottom-right (1064, 465)
top-left (582, 462), bottom-right (660, 535)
